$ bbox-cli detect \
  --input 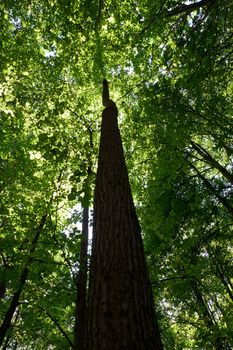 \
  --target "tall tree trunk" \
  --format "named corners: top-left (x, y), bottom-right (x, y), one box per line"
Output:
top-left (85, 80), bottom-right (163, 350)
